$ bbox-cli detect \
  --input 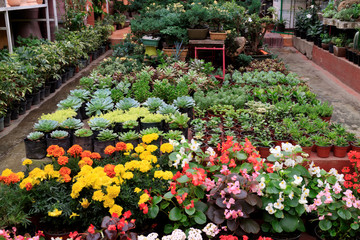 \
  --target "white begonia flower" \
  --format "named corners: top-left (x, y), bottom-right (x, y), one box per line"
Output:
top-left (190, 139), bottom-right (201, 151)
top-left (295, 155), bottom-right (304, 164)
top-left (302, 187), bottom-right (310, 197)
top-left (336, 173), bottom-right (345, 183)
top-left (173, 154), bottom-right (182, 168)
top-left (281, 142), bottom-right (293, 152)
top-left (180, 136), bottom-right (186, 144)
top-left (259, 181), bottom-right (266, 189)
top-left (171, 229), bottom-right (186, 240)
top-left (306, 14), bottom-right (312, 19)
top-left (284, 158), bottom-right (295, 167)
top-left (272, 161), bottom-right (283, 171)
top-left (293, 175), bottom-right (303, 185)
top-left (278, 192), bottom-right (284, 202)
top-left (329, 168), bottom-right (338, 175)
top-left (179, 147), bottom-right (185, 155)
top-left (317, 179), bottom-right (324, 187)
top-left (279, 180), bottom-right (287, 189)
top-left (205, 147), bottom-right (216, 156)
top-left (202, 223), bottom-right (218, 237)
top-left (169, 139), bottom-right (179, 148)
top-left (270, 146), bottom-right (283, 158)
top-left (299, 195), bottom-right (308, 204)
top-left (274, 200), bottom-right (284, 210)
top-left (310, 5), bottom-right (314, 8)
top-left (289, 191), bottom-right (294, 200)
top-left (248, 17), bottom-right (252, 22)
top-left (265, 203), bottom-right (275, 214)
